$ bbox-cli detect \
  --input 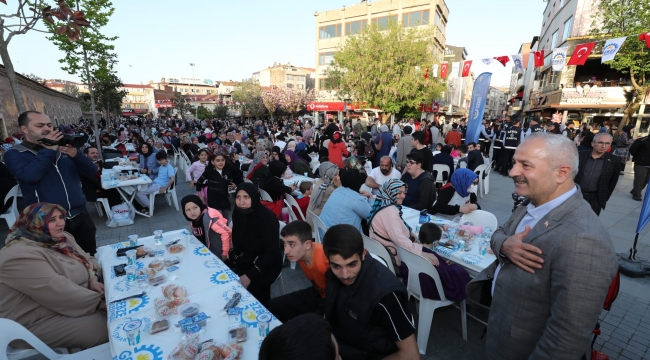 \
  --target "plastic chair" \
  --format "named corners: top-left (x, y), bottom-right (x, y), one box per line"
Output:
top-left (432, 164), bottom-right (450, 186)
top-left (369, 253), bottom-right (389, 268)
top-left (147, 167), bottom-right (179, 217)
top-left (1, 185), bottom-right (19, 228)
top-left (460, 209), bottom-right (497, 230)
top-left (308, 210), bottom-right (327, 244)
top-left (396, 247), bottom-right (467, 355)
top-left (473, 164), bottom-right (488, 198)
top-left (482, 164), bottom-right (491, 195)
top-left (362, 235), bottom-right (396, 276)
top-left (285, 193), bottom-right (306, 221)
top-left (459, 161), bottom-right (467, 168)
top-left (259, 189), bottom-right (273, 202)
top-left (311, 162), bottom-right (320, 173)
top-left (94, 198), bottom-right (111, 219)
